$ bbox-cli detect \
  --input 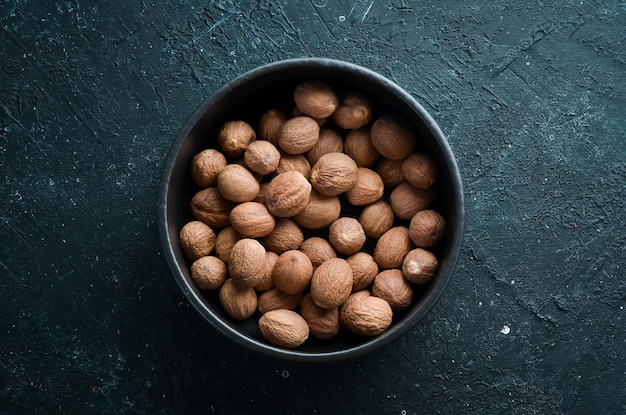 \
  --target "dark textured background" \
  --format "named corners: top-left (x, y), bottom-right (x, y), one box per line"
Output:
top-left (1, 0), bottom-right (625, 413)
